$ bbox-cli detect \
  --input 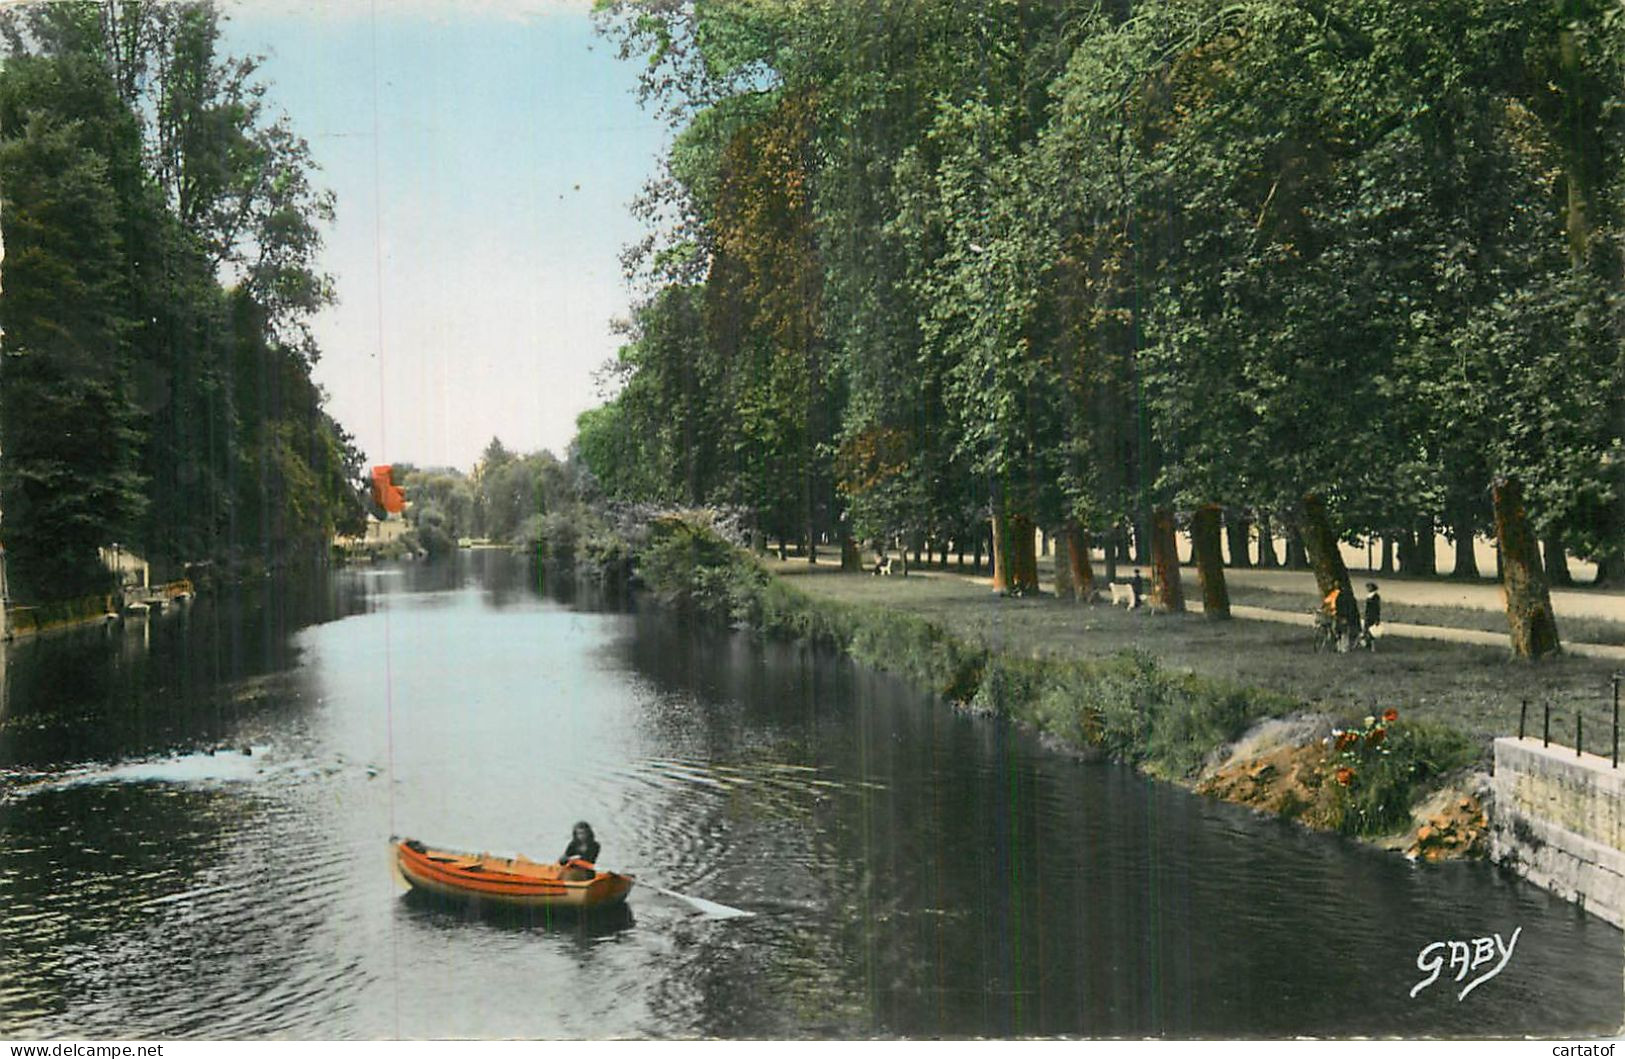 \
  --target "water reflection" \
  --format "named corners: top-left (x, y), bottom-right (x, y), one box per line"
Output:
top-left (398, 889), bottom-right (637, 940)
